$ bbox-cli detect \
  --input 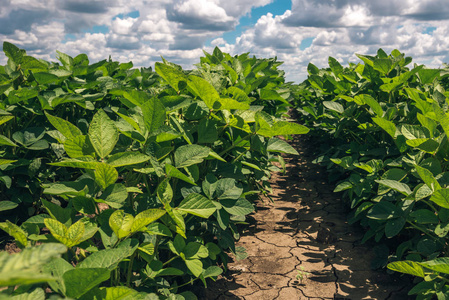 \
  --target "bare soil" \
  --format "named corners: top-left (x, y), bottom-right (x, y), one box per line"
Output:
top-left (201, 135), bottom-right (413, 300)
